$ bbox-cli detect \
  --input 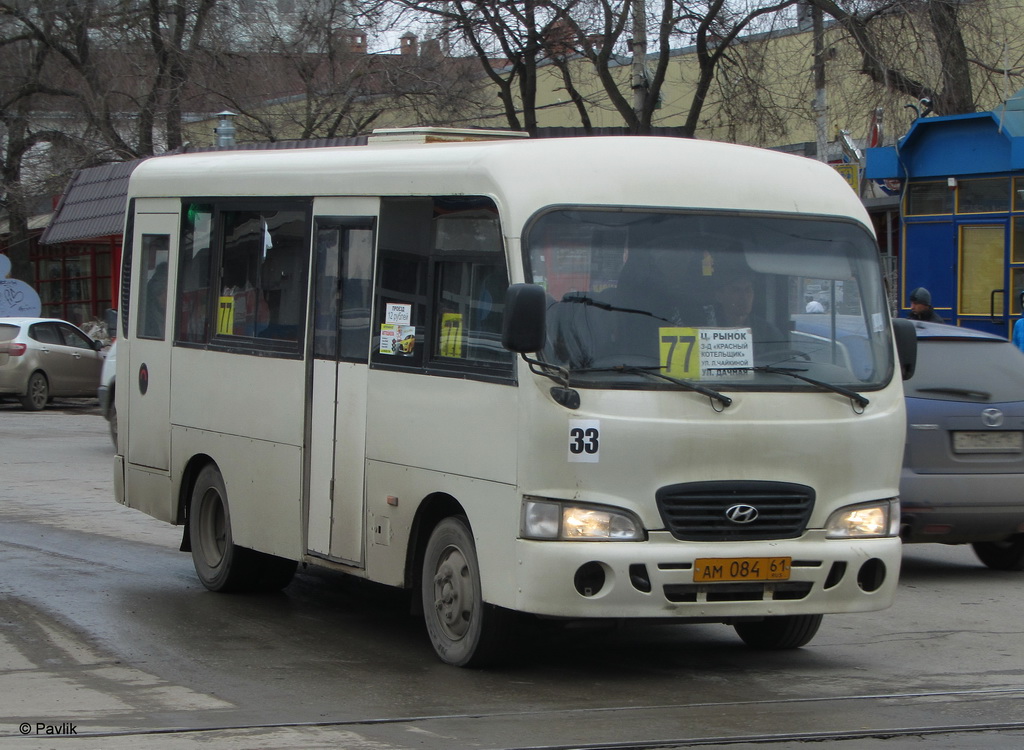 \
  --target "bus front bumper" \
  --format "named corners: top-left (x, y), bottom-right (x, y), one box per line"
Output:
top-left (507, 531), bottom-right (900, 621)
